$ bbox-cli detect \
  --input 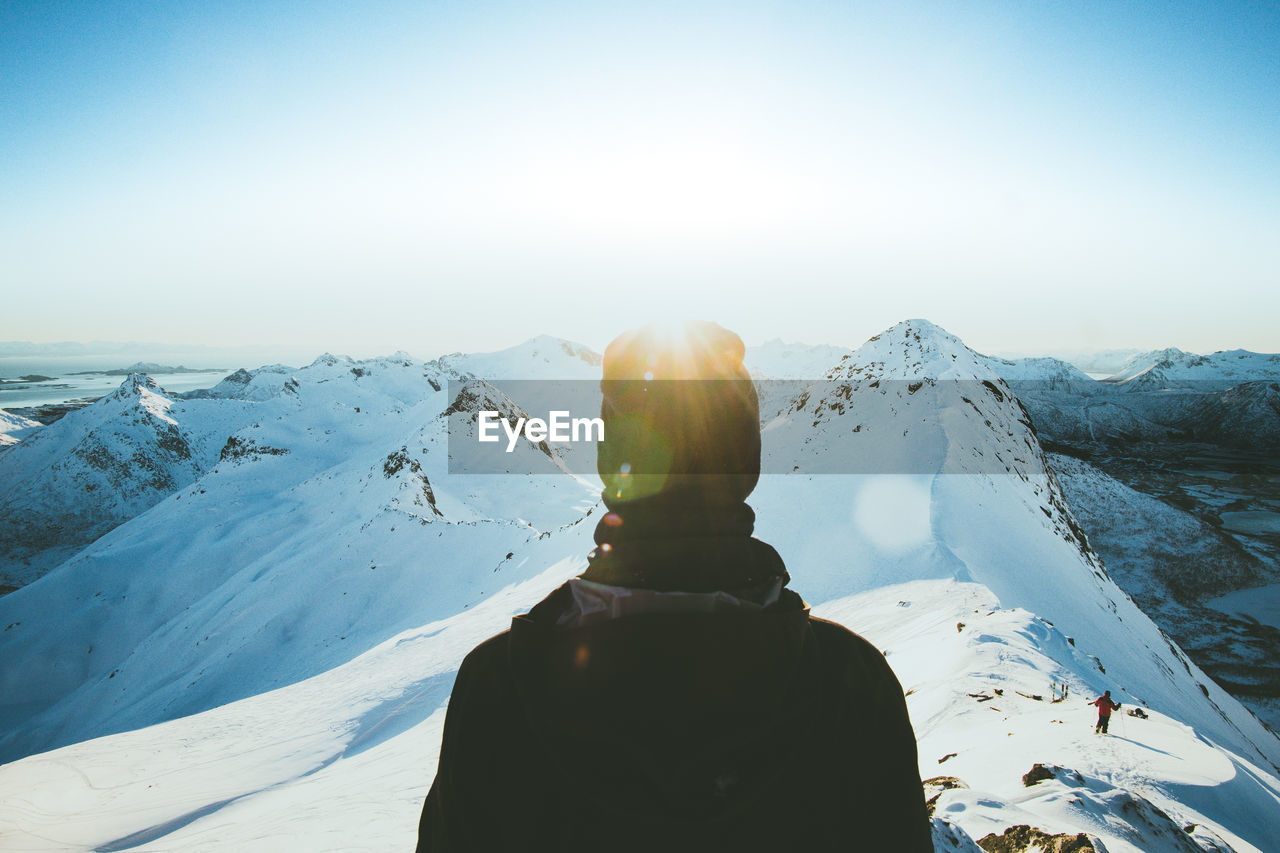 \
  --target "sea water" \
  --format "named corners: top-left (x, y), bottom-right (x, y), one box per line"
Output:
top-left (0, 355), bottom-right (233, 410)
